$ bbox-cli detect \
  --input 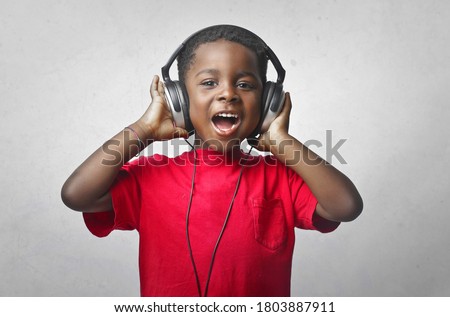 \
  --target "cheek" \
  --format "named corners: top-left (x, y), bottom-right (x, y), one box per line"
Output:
top-left (188, 95), bottom-right (211, 121)
top-left (251, 108), bottom-right (262, 131)
top-left (249, 95), bottom-right (262, 121)
top-left (186, 86), bottom-right (212, 108)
